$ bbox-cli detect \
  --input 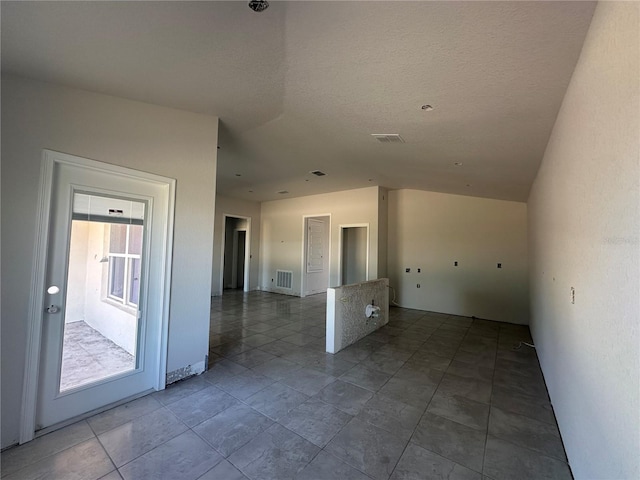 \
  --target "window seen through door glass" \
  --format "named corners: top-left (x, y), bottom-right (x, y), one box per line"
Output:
top-left (109, 257), bottom-right (126, 299)
top-left (109, 224), bottom-right (127, 254)
top-left (129, 258), bottom-right (141, 305)
top-left (107, 224), bottom-right (143, 307)
top-left (129, 226), bottom-right (143, 255)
